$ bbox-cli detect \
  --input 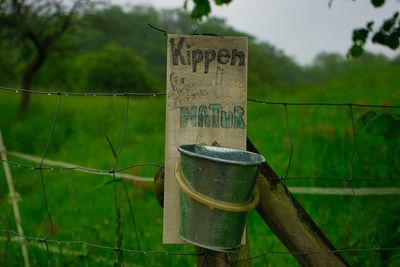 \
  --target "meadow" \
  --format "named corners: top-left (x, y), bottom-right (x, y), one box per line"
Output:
top-left (1, 64), bottom-right (400, 267)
